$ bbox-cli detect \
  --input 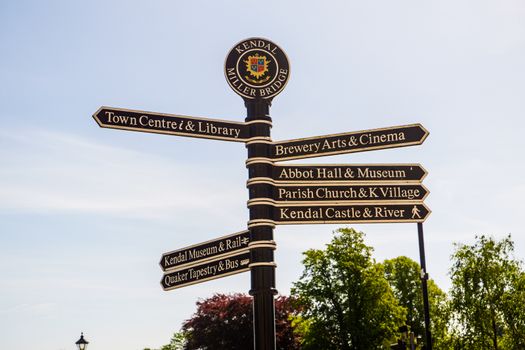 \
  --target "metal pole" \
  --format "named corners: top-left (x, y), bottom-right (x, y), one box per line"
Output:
top-left (417, 222), bottom-right (432, 350)
top-left (245, 100), bottom-right (277, 350)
